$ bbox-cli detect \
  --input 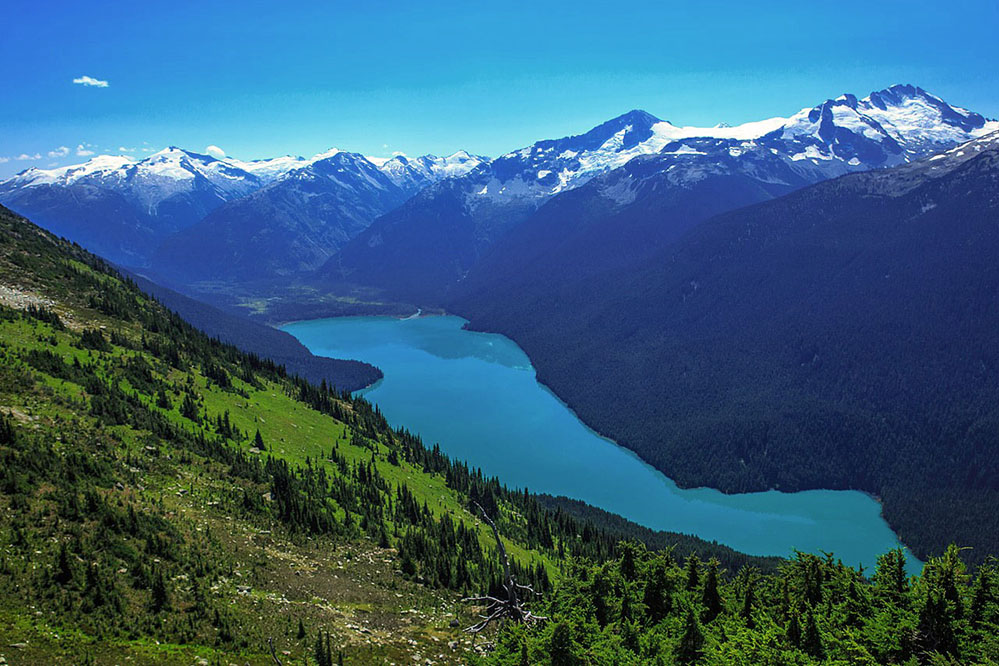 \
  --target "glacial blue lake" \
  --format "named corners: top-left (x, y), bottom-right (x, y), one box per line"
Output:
top-left (283, 315), bottom-right (918, 573)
